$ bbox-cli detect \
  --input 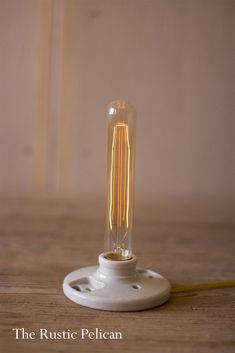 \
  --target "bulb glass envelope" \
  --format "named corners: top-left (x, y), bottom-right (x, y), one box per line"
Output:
top-left (105, 100), bottom-right (136, 261)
